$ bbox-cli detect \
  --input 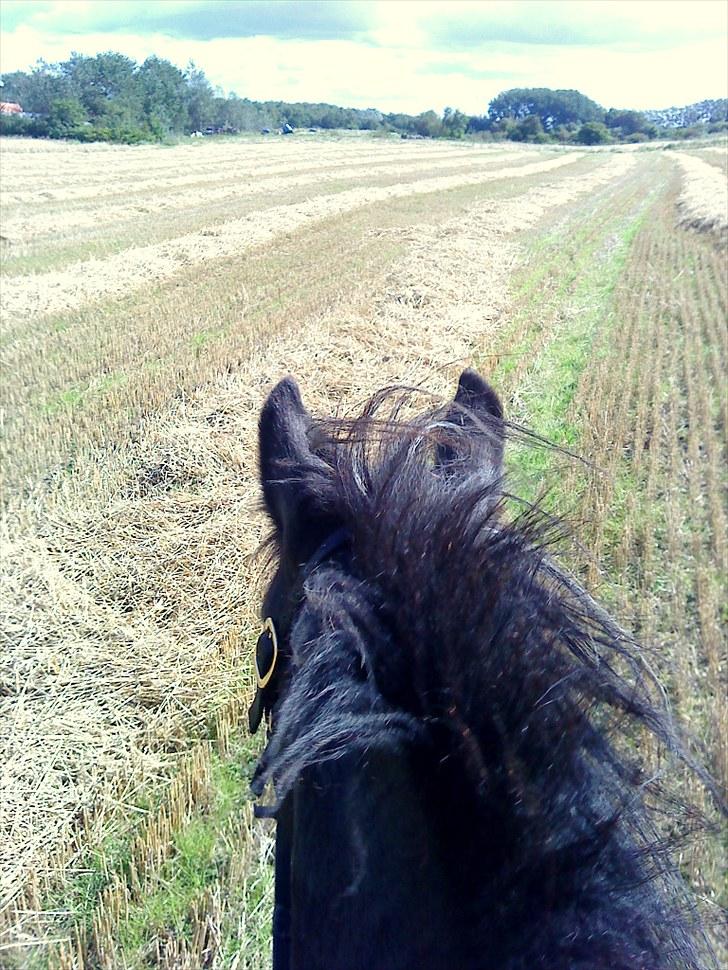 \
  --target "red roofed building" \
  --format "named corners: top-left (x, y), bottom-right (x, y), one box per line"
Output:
top-left (0, 102), bottom-right (23, 115)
